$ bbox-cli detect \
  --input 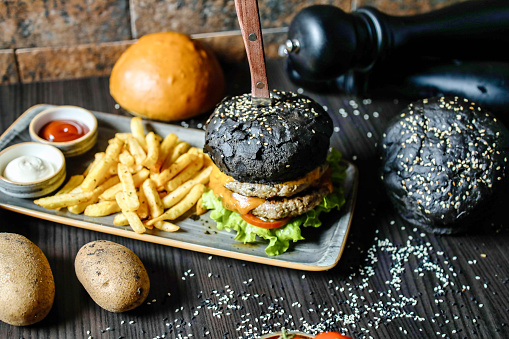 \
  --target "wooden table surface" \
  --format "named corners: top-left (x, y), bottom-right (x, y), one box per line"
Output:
top-left (0, 59), bottom-right (508, 339)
